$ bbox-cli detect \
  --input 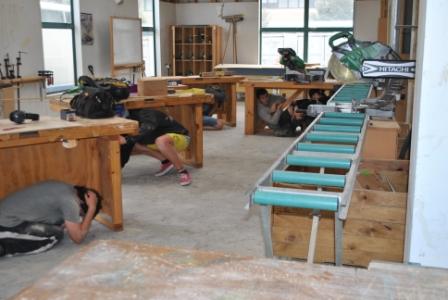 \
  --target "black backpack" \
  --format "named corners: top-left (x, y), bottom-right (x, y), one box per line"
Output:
top-left (78, 75), bottom-right (130, 101)
top-left (70, 86), bottom-right (115, 119)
